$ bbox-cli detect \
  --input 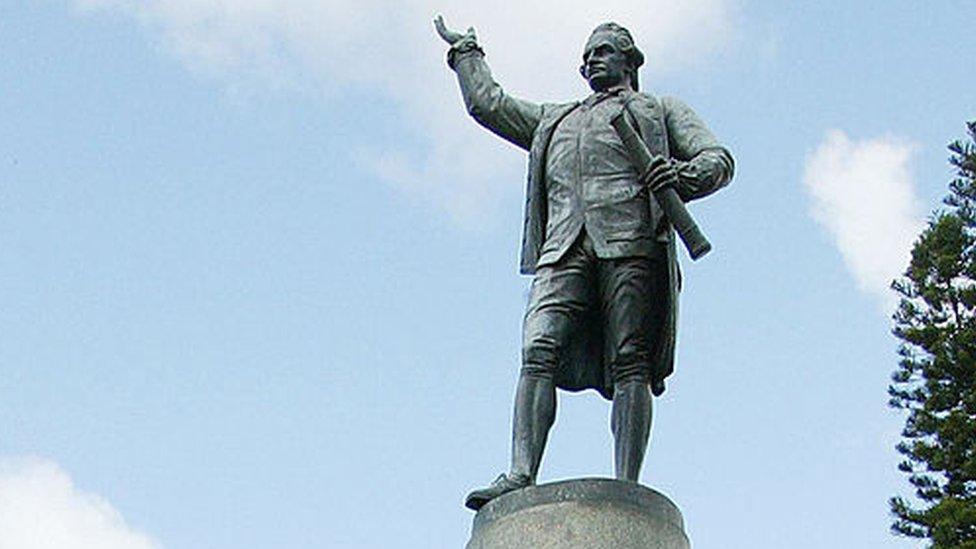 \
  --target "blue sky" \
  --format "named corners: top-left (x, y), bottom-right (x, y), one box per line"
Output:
top-left (1, 1), bottom-right (974, 547)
